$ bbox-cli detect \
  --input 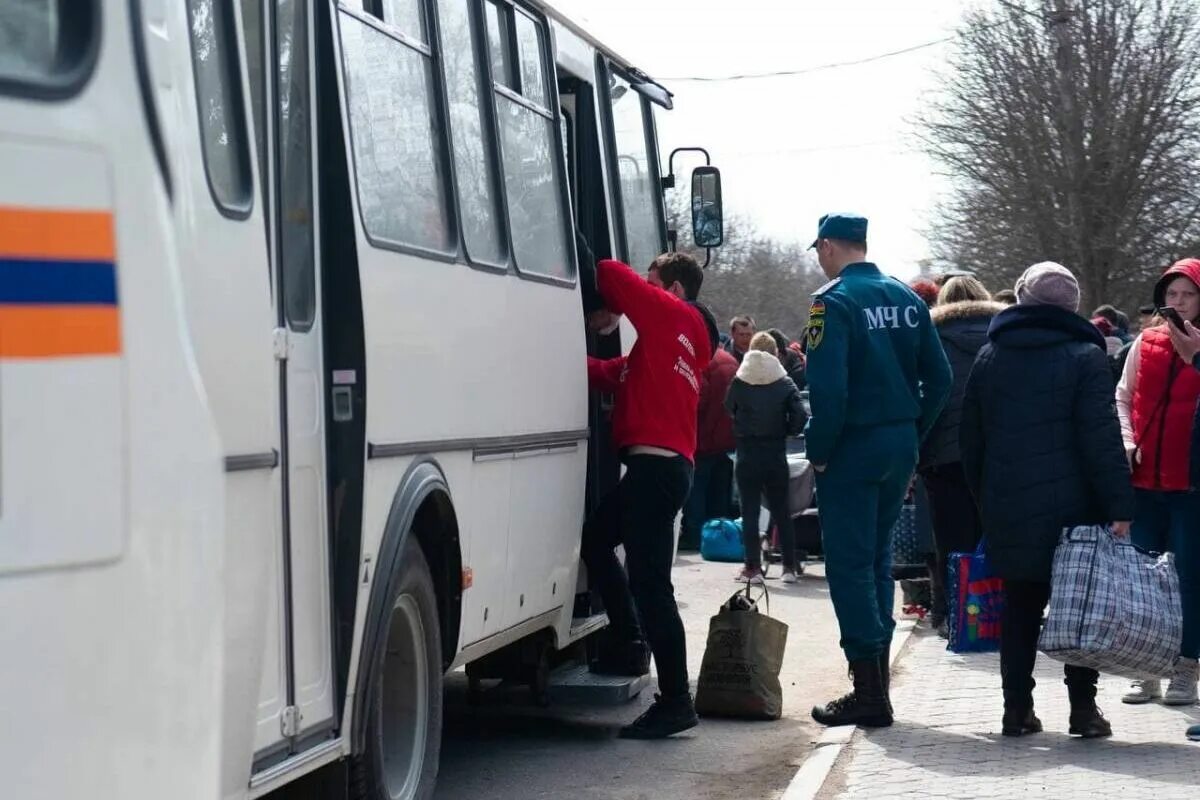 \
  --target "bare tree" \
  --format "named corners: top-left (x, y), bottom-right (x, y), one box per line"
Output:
top-left (665, 190), bottom-right (827, 340)
top-left (919, 0), bottom-right (1200, 312)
